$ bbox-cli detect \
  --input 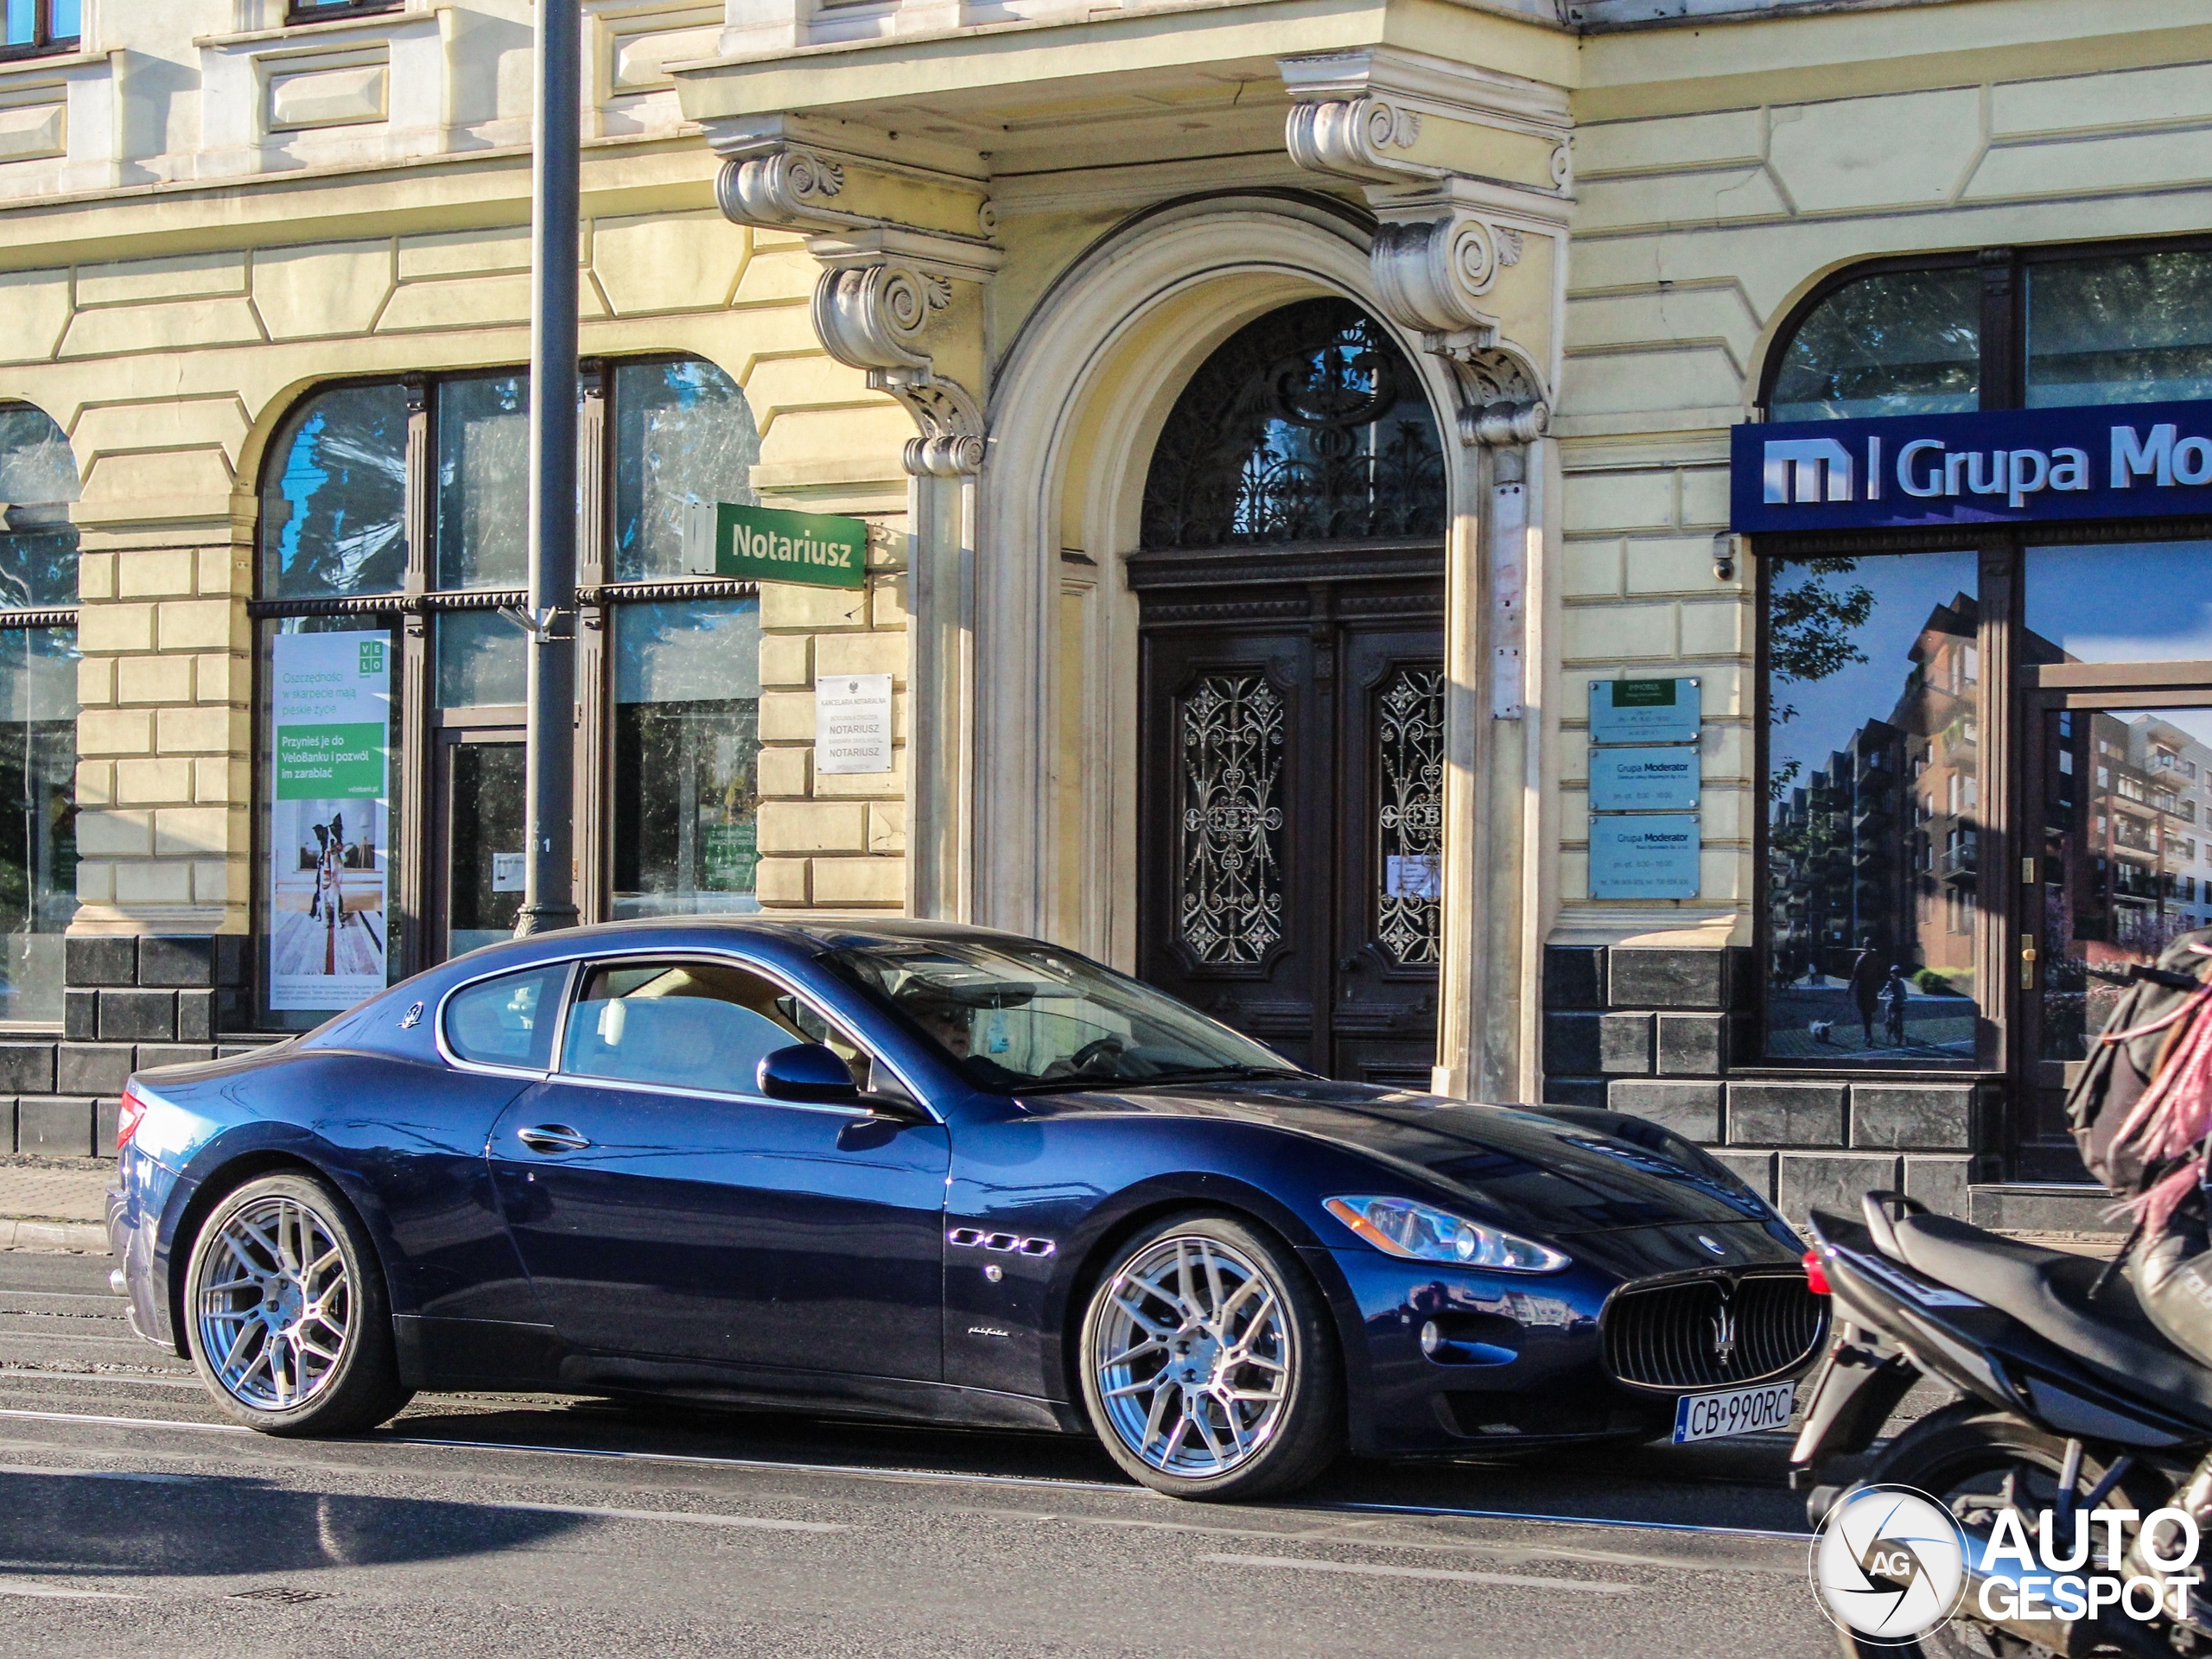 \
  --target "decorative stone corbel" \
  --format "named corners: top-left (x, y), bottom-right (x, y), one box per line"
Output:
top-left (811, 260), bottom-right (987, 478)
top-left (701, 122), bottom-right (999, 480)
